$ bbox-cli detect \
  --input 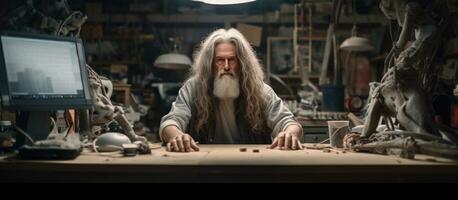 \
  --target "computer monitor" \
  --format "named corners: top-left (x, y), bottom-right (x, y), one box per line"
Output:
top-left (0, 31), bottom-right (92, 143)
